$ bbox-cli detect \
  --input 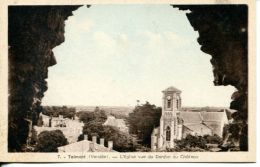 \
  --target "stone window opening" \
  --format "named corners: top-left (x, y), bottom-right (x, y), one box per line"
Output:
top-left (166, 126), bottom-right (171, 141)
top-left (167, 99), bottom-right (171, 109)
